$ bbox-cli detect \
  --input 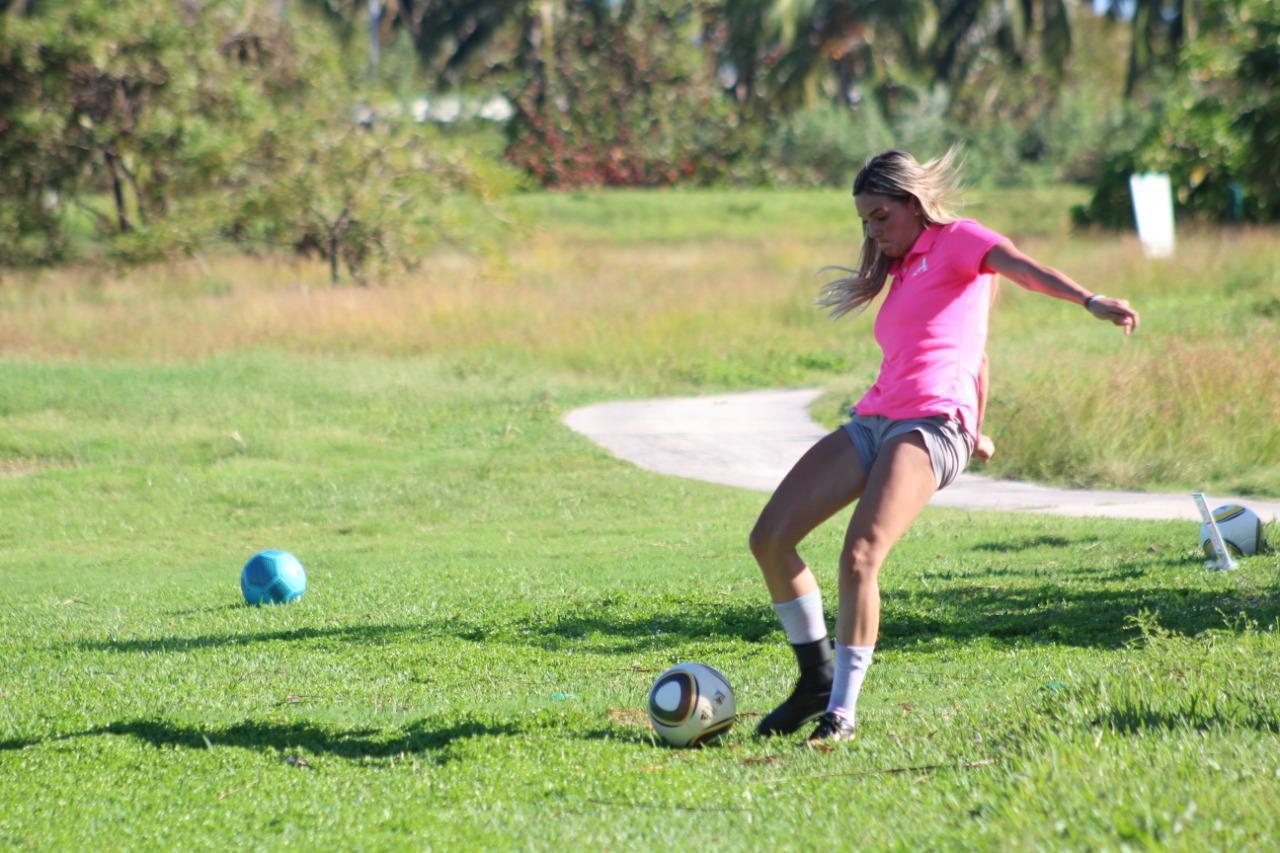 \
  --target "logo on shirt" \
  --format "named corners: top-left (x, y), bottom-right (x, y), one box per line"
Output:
top-left (913, 257), bottom-right (928, 276)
